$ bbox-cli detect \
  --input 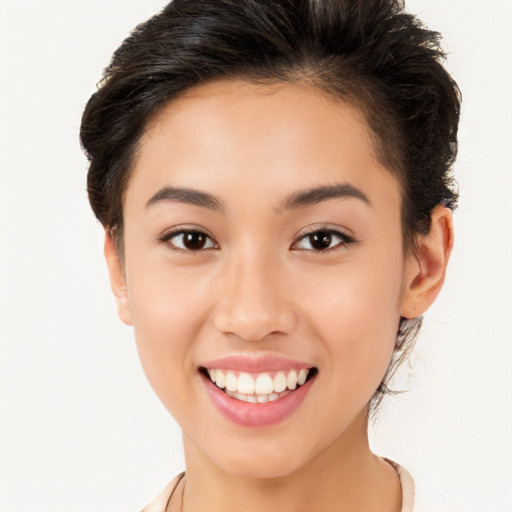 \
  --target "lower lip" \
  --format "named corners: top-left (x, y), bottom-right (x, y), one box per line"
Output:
top-left (201, 372), bottom-right (316, 428)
